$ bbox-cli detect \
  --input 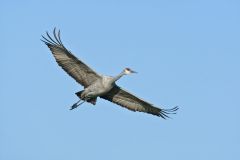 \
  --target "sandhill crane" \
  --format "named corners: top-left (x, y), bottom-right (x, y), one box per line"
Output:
top-left (41, 28), bottom-right (178, 119)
